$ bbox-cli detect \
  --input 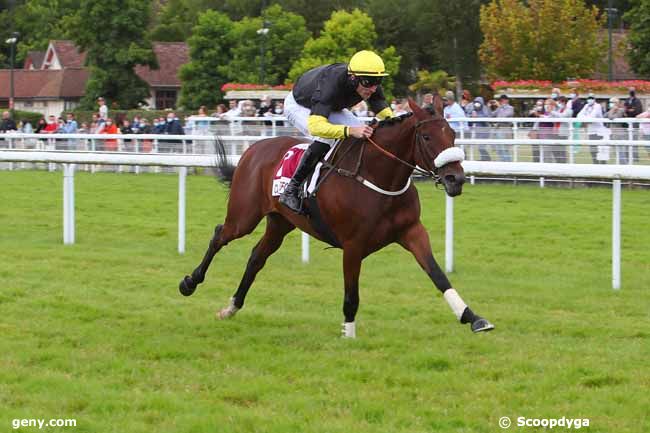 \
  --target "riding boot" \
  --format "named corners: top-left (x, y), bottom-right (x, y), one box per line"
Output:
top-left (279, 140), bottom-right (330, 213)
